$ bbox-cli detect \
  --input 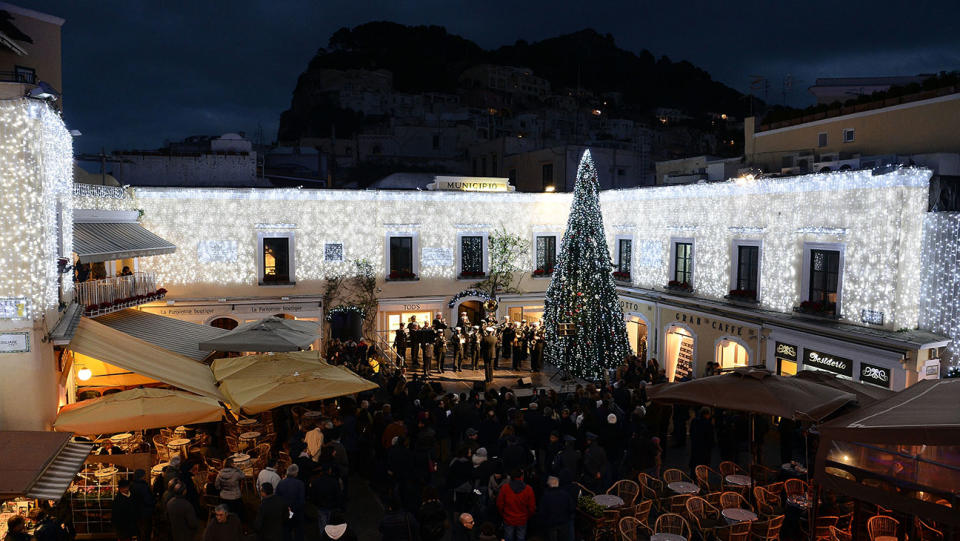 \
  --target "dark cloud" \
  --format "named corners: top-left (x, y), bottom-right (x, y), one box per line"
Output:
top-left (26, 0), bottom-right (960, 154)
